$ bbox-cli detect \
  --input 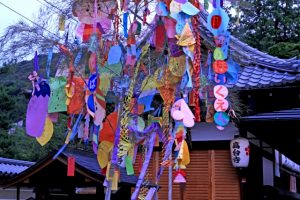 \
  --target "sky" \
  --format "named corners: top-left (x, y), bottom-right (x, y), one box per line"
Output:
top-left (0, 0), bottom-right (41, 36)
